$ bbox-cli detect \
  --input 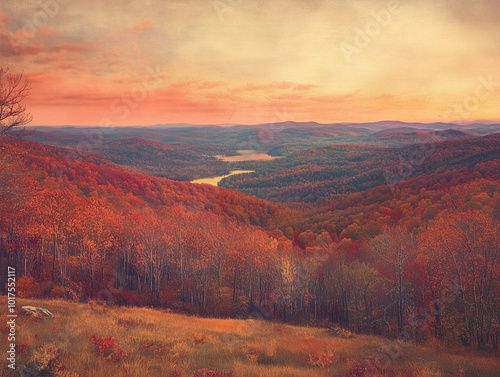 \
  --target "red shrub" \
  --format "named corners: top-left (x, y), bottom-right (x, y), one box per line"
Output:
top-left (50, 286), bottom-right (66, 298)
top-left (105, 348), bottom-right (129, 362)
top-left (139, 341), bottom-right (169, 358)
top-left (16, 276), bottom-right (41, 298)
top-left (89, 334), bottom-right (117, 356)
top-left (307, 350), bottom-right (334, 368)
top-left (89, 334), bottom-right (130, 362)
